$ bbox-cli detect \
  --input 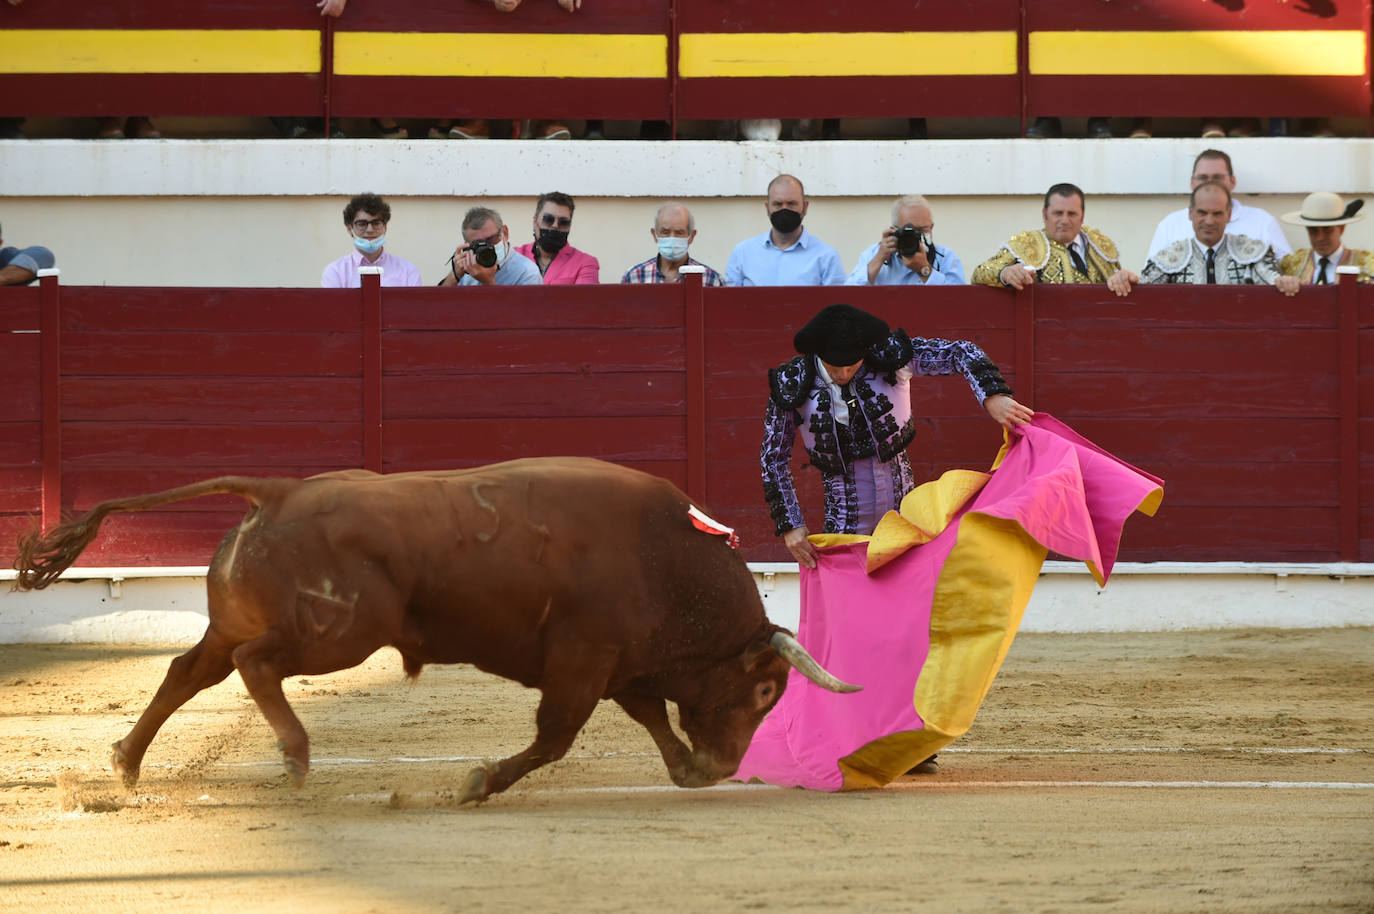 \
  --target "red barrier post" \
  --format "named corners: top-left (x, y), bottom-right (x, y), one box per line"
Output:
top-left (360, 267), bottom-right (383, 473)
top-left (37, 269), bottom-right (61, 530)
top-left (1337, 266), bottom-right (1360, 561)
top-left (682, 265), bottom-right (707, 503)
top-left (1014, 284), bottom-right (1035, 408)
